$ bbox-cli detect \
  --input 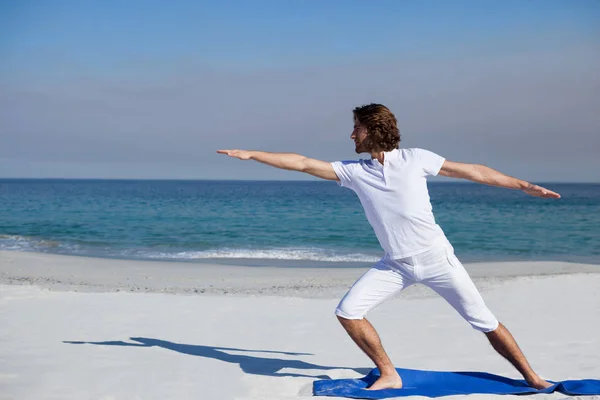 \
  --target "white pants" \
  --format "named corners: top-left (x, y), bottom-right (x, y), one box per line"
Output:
top-left (335, 242), bottom-right (499, 332)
